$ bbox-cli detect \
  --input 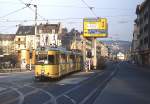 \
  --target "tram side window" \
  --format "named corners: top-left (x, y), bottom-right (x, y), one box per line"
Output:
top-left (48, 55), bottom-right (55, 65)
top-left (70, 55), bottom-right (75, 63)
top-left (59, 54), bottom-right (66, 63)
